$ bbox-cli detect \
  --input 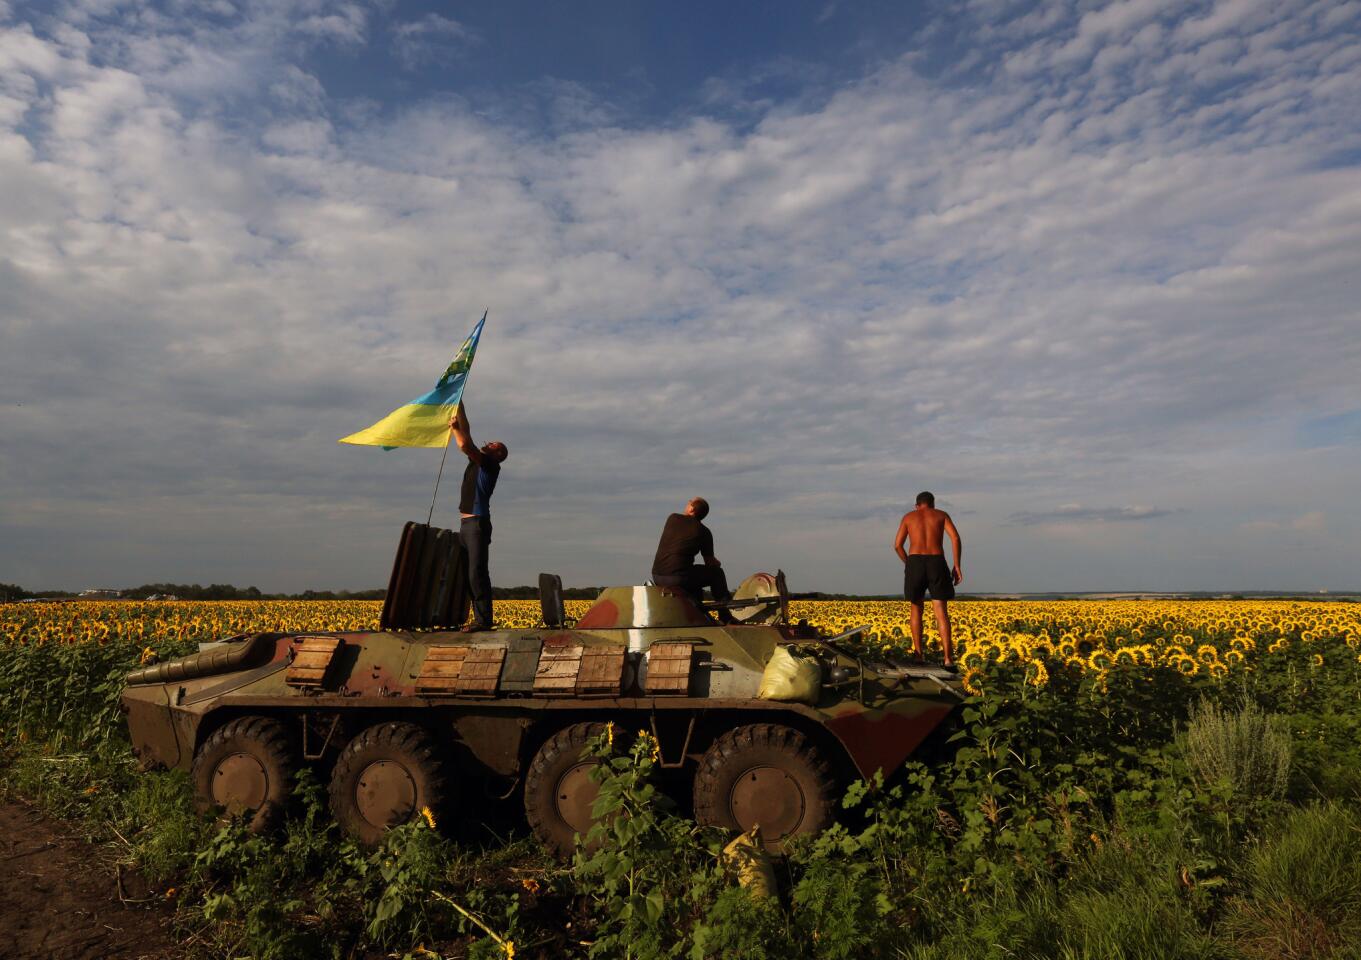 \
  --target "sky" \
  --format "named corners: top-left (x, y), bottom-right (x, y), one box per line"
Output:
top-left (1, 0), bottom-right (1359, 595)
